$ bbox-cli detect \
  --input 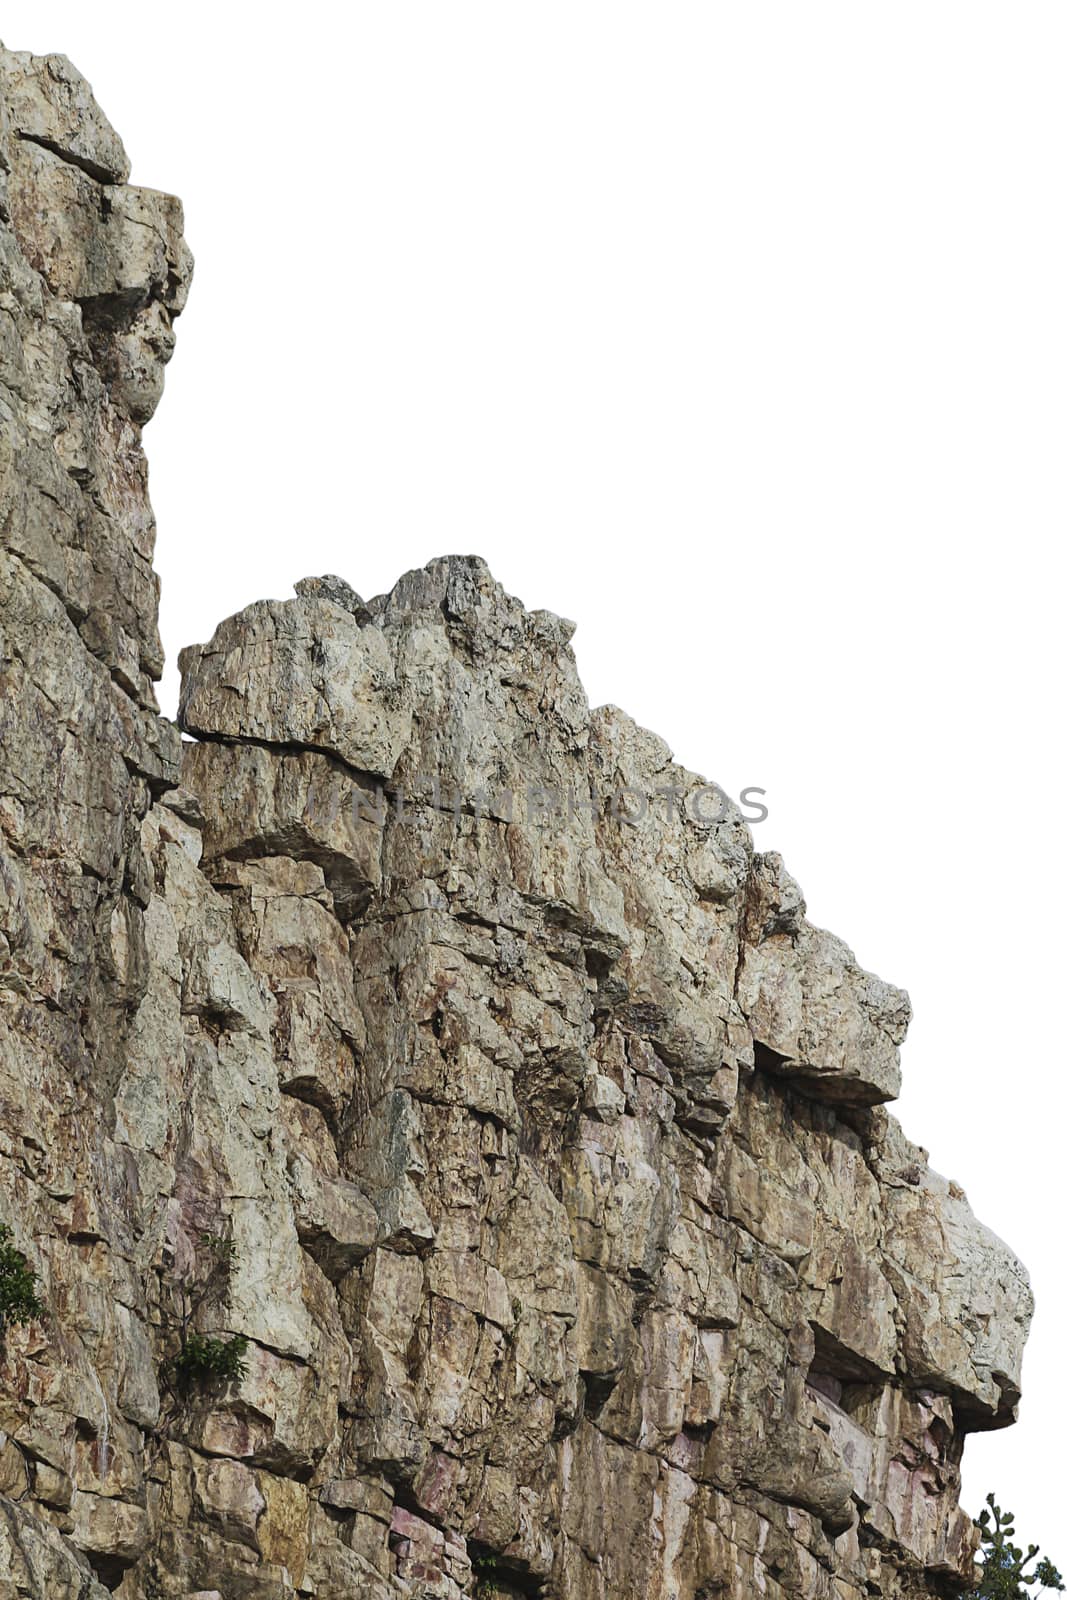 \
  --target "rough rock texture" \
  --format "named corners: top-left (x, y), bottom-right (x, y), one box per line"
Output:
top-left (0, 45), bottom-right (1032, 1600)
